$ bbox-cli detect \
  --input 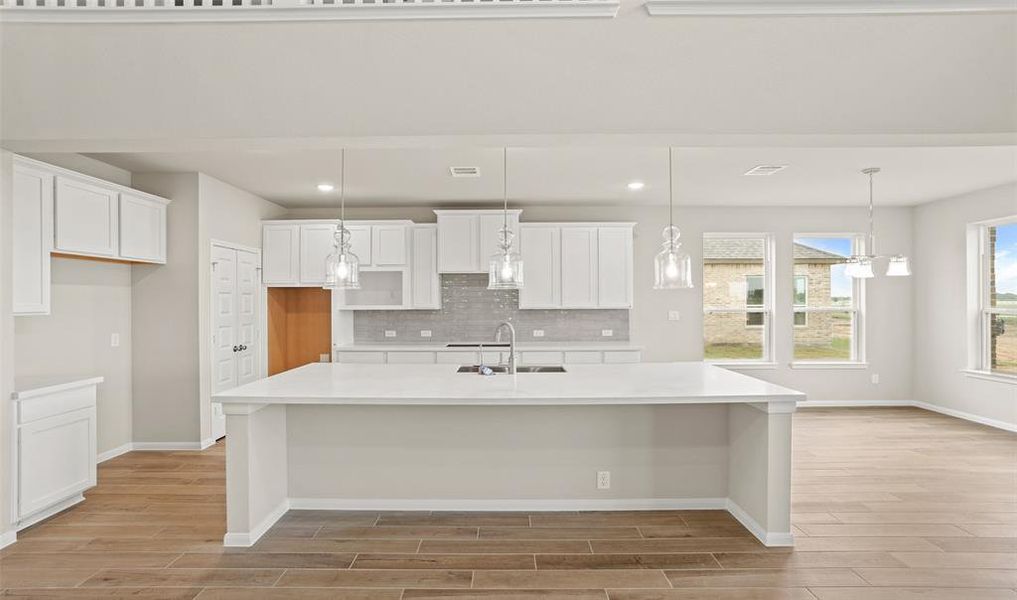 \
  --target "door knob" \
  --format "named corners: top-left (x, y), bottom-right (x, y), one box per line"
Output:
top-left (233, 345), bottom-right (239, 352)
top-left (240, 344), bottom-right (247, 351)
